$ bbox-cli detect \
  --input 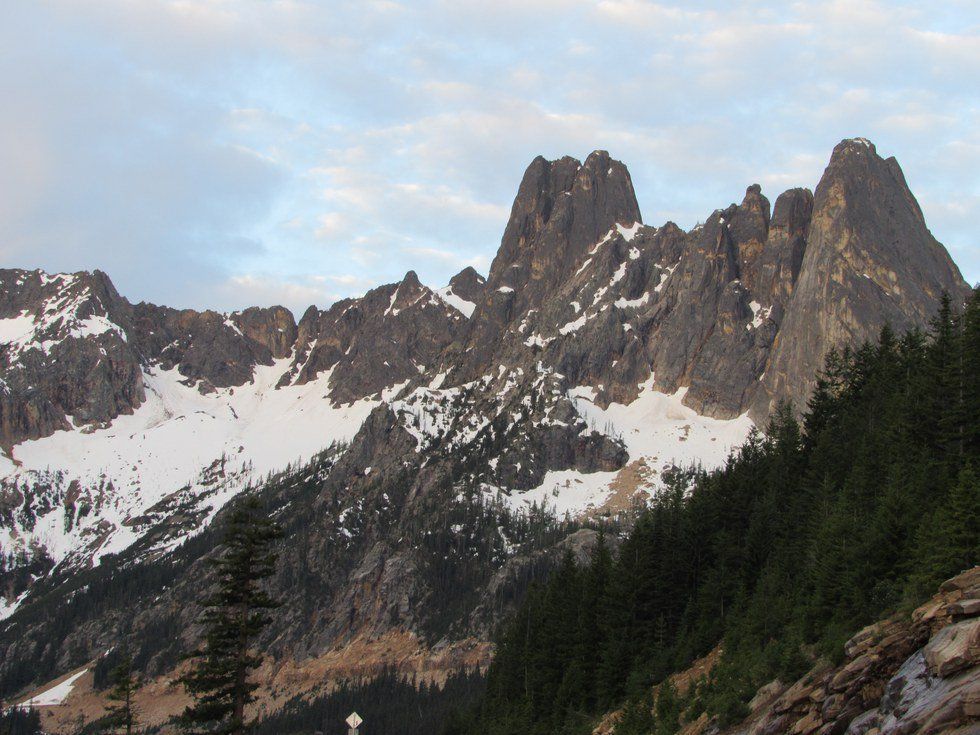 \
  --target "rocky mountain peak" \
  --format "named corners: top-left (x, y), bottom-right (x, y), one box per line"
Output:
top-left (387, 270), bottom-right (428, 312)
top-left (457, 151), bottom-right (642, 376)
top-left (753, 138), bottom-right (970, 418)
top-left (446, 266), bottom-right (486, 303)
top-left (487, 150), bottom-right (640, 286)
top-left (820, 137), bottom-right (927, 226)
top-left (751, 187), bottom-right (813, 303)
top-left (399, 269), bottom-right (422, 289)
top-left (728, 183), bottom-right (772, 290)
